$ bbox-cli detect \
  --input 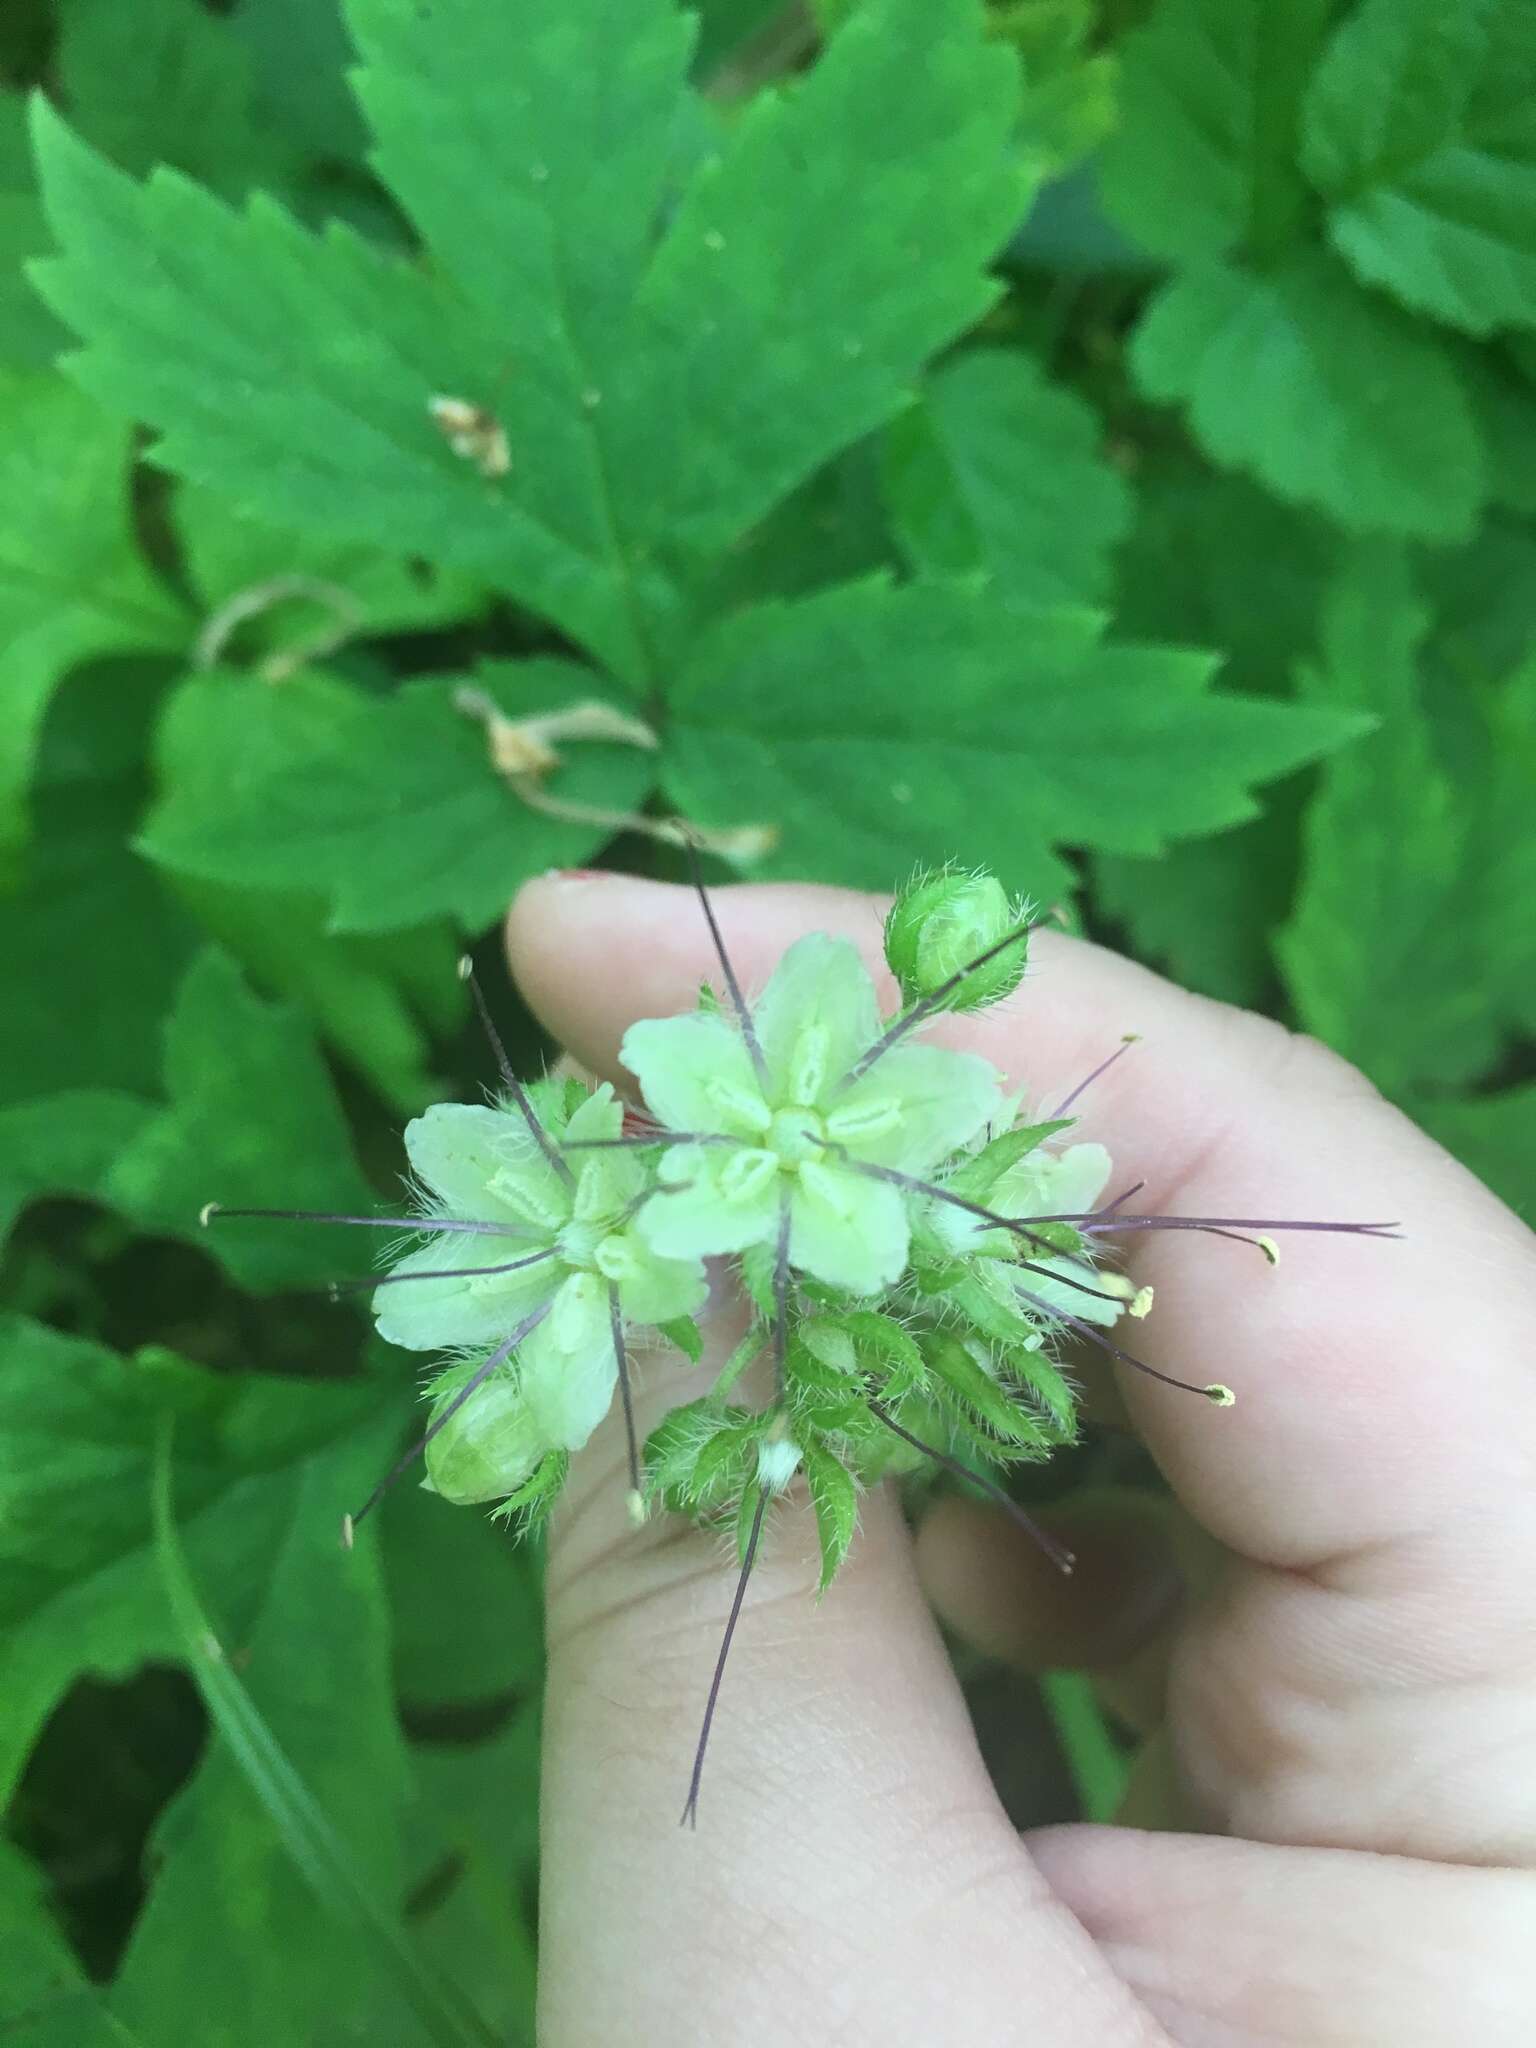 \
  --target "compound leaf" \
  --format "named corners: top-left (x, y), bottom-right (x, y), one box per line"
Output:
top-left (104, 949), bottom-right (381, 1290)
top-left (1277, 544), bottom-right (1494, 1096)
top-left (1097, 0), bottom-right (1333, 264)
top-left (1303, 0), bottom-right (1536, 338)
top-left (664, 578), bottom-right (1366, 900)
top-left (0, 369), bottom-right (183, 869)
top-left (1132, 251), bottom-right (1485, 540)
top-left (0, 1315), bottom-right (374, 1805)
top-left (885, 346), bottom-right (1131, 608)
top-left (140, 662), bottom-right (657, 935)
